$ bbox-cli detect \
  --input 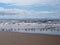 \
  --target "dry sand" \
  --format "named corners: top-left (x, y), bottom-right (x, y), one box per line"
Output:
top-left (0, 31), bottom-right (60, 45)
